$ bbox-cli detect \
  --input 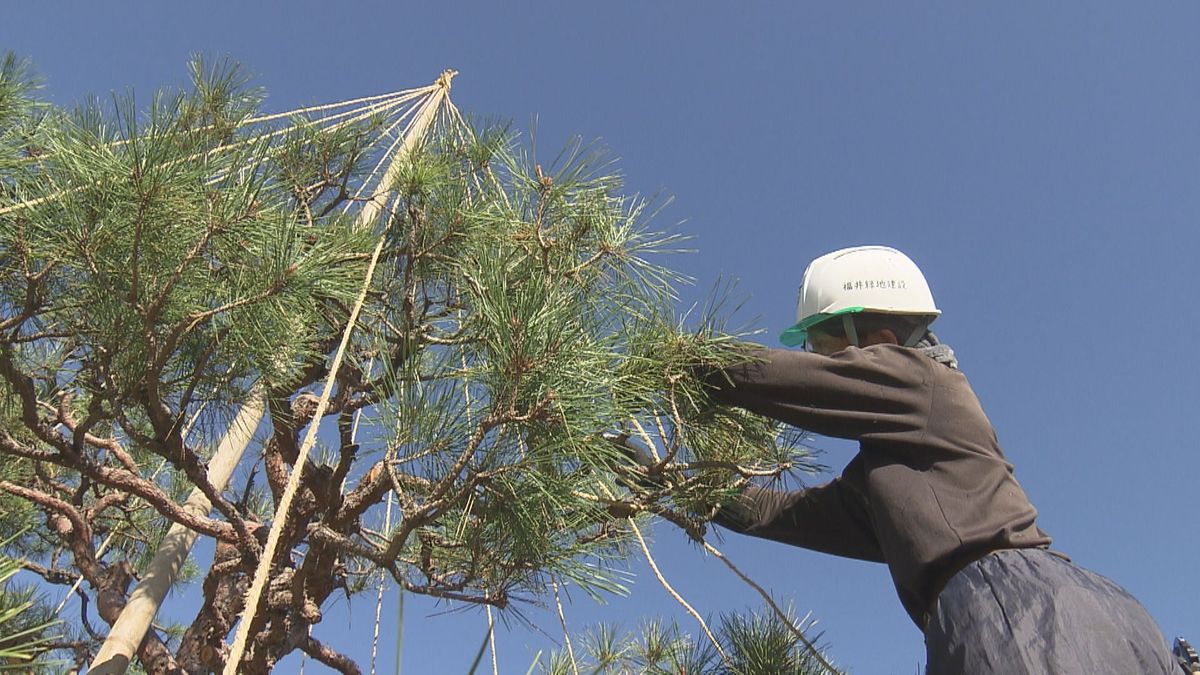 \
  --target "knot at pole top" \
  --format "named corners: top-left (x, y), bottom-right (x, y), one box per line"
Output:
top-left (436, 69), bottom-right (458, 91)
